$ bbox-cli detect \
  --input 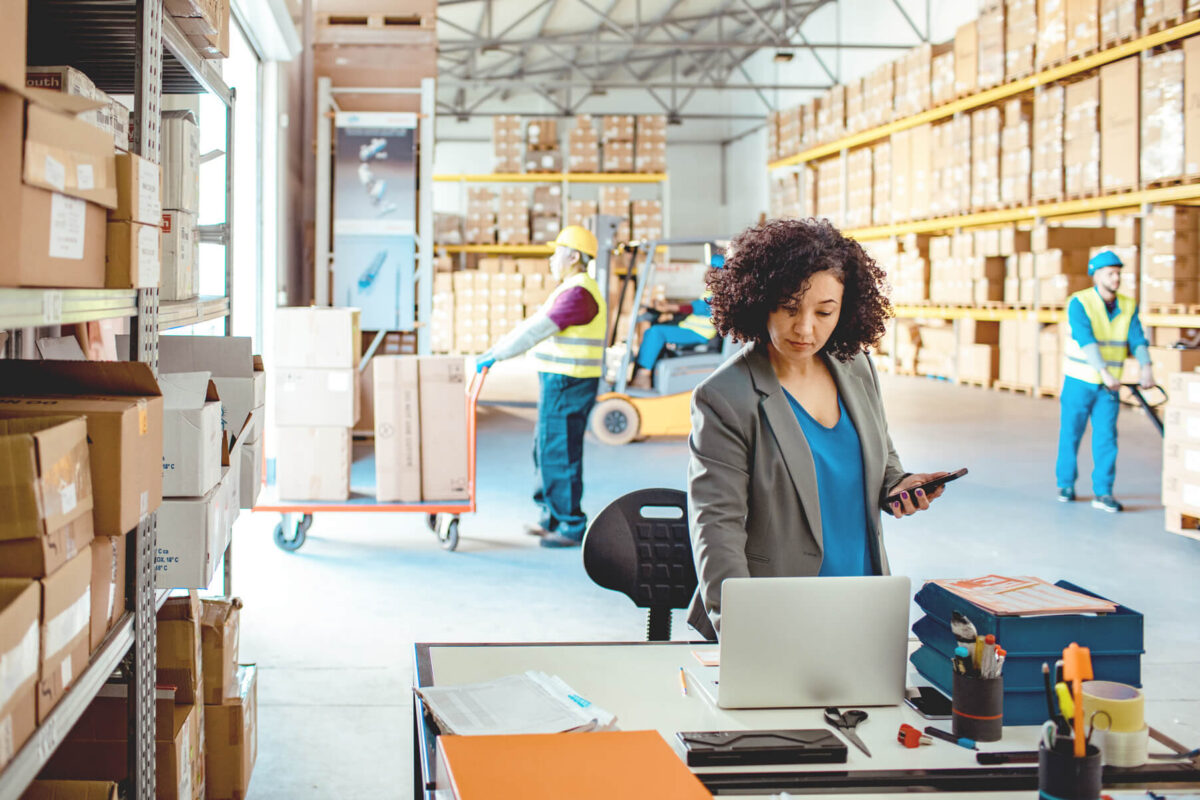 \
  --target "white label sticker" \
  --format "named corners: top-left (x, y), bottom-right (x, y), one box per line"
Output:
top-left (41, 290), bottom-right (62, 325)
top-left (65, 532), bottom-right (77, 560)
top-left (48, 193), bottom-right (87, 260)
top-left (60, 482), bottom-right (77, 515)
top-left (1186, 449), bottom-right (1200, 473)
top-left (1184, 482), bottom-right (1200, 508)
top-left (1189, 382), bottom-right (1200, 405)
top-left (137, 225), bottom-right (160, 286)
top-left (60, 654), bottom-right (72, 688)
top-left (140, 491), bottom-right (149, 516)
top-left (45, 590), bottom-right (90, 658)
top-left (283, 380), bottom-right (297, 392)
top-left (0, 715), bottom-right (12, 766)
top-left (1187, 415), bottom-right (1200, 440)
top-left (44, 155), bottom-right (65, 191)
top-left (328, 372), bottom-right (351, 392)
top-left (0, 622), bottom-right (38, 710)
top-left (76, 164), bottom-right (95, 191)
top-left (139, 161), bottom-right (161, 219)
